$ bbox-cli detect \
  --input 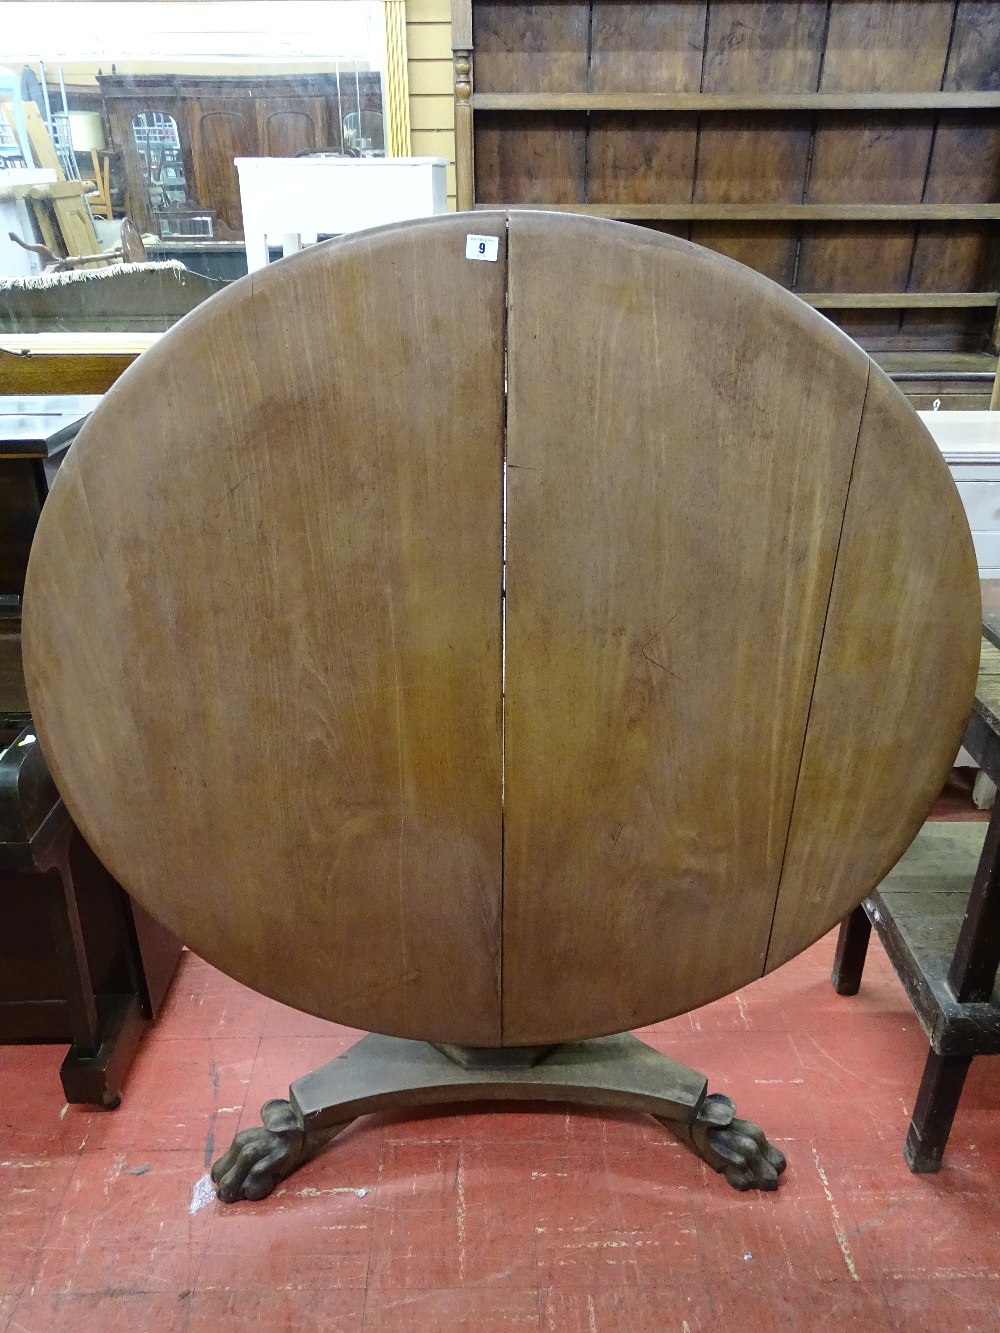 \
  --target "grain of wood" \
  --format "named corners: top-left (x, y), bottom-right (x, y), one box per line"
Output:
top-left (472, 203), bottom-right (1000, 220)
top-left (796, 111), bottom-right (938, 341)
top-left (474, 110), bottom-right (586, 204)
top-left (588, 2), bottom-right (707, 93)
top-left (766, 367), bottom-right (980, 971)
top-left (27, 198), bottom-right (62, 257)
top-left (821, 0), bottom-right (954, 92)
top-left (904, 2), bottom-right (1000, 348)
top-left (586, 111), bottom-right (698, 206)
top-left (23, 211), bottom-right (979, 1046)
top-left (24, 214), bottom-right (509, 1045)
top-left (691, 111), bottom-right (813, 282)
top-left (472, 0), bottom-right (589, 94)
top-left (460, 0), bottom-right (1000, 355)
top-left (797, 0), bottom-right (955, 342)
top-left (702, 0), bottom-right (826, 93)
top-left (188, 108), bottom-right (254, 234)
top-left (52, 193), bottom-right (101, 260)
top-left (472, 91), bottom-right (1000, 110)
top-left (471, 1), bottom-right (589, 205)
top-left (20, 102), bottom-right (64, 177)
top-left (500, 212), bottom-right (871, 1043)
top-left (800, 292), bottom-right (1000, 308)
top-left (0, 349), bottom-right (140, 395)
top-left (583, 0), bottom-right (706, 195)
